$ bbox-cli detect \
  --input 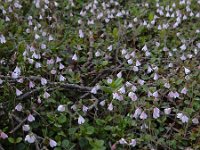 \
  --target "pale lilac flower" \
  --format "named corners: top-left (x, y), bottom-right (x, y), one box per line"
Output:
top-left (140, 111), bottom-right (148, 120)
top-left (0, 132), bottom-right (8, 139)
top-left (118, 86), bottom-right (126, 94)
top-left (57, 105), bottom-right (65, 112)
top-left (138, 79), bottom-right (145, 85)
top-left (100, 100), bottom-right (105, 106)
top-left (43, 92), bottom-right (50, 99)
top-left (41, 78), bottom-right (47, 85)
top-left (59, 63), bottom-right (65, 70)
top-left (49, 139), bottom-right (57, 148)
top-left (119, 138), bottom-right (127, 144)
top-left (27, 114), bottom-right (35, 122)
top-left (22, 125), bottom-right (30, 131)
top-left (180, 44), bottom-right (186, 50)
top-left (25, 134), bottom-right (36, 143)
top-left (136, 60), bottom-right (141, 66)
top-left (164, 108), bottom-right (171, 115)
top-left (59, 75), bottom-right (66, 81)
top-left (79, 29), bottom-right (84, 38)
top-left (78, 115), bottom-right (85, 124)
top-left (12, 66), bottom-right (21, 79)
top-left (153, 107), bottom-right (160, 119)
top-left (181, 115), bottom-right (189, 123)
top-left (133, 108), bottom-right (142, 118)
top-left (128, 92), bottom-right (137, 101)
top-left (107, 78), bottom-right (113, 84)
top-left (113, 92), bottom-right (123, 101)
top-left (108, 103), bottom-right (113, 111)
top-left (153, 73), bottom-right (159, 80)
top-left (17, 78), bottom-right (24, 83)
top-left (29, 81), bottom-right (35, 88)
top-left (129, 139), bottom-right (136, 147)
top-left (16, 88), bottom-right (22, 96)
top-left (91, 85), bottom-right (100, 94)
top-left (181, 87), bottom-right (188, 94)
top-left (82, 105), bottom-right (88, 112)
top-left (15, 103), bottom-right (23, 111)
top-left (153, 91), bottom-right (159, 98)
